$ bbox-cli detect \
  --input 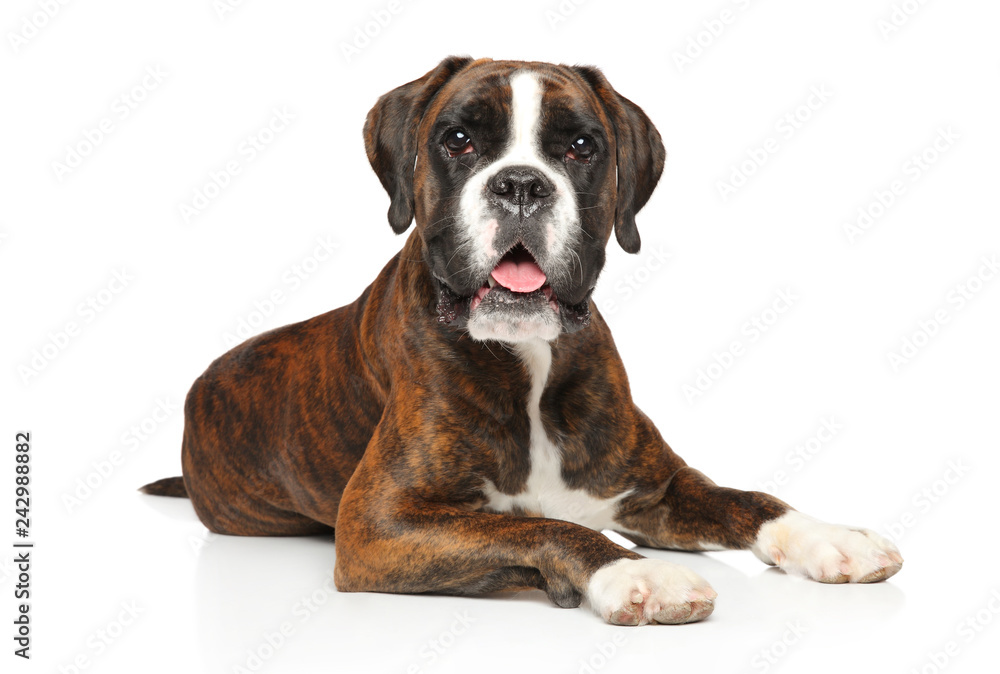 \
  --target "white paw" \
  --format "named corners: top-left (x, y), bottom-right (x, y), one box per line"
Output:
top-left (586, 558), bottom-right (717, 625)
top-left (752, 511), bottom-right (903, 583)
